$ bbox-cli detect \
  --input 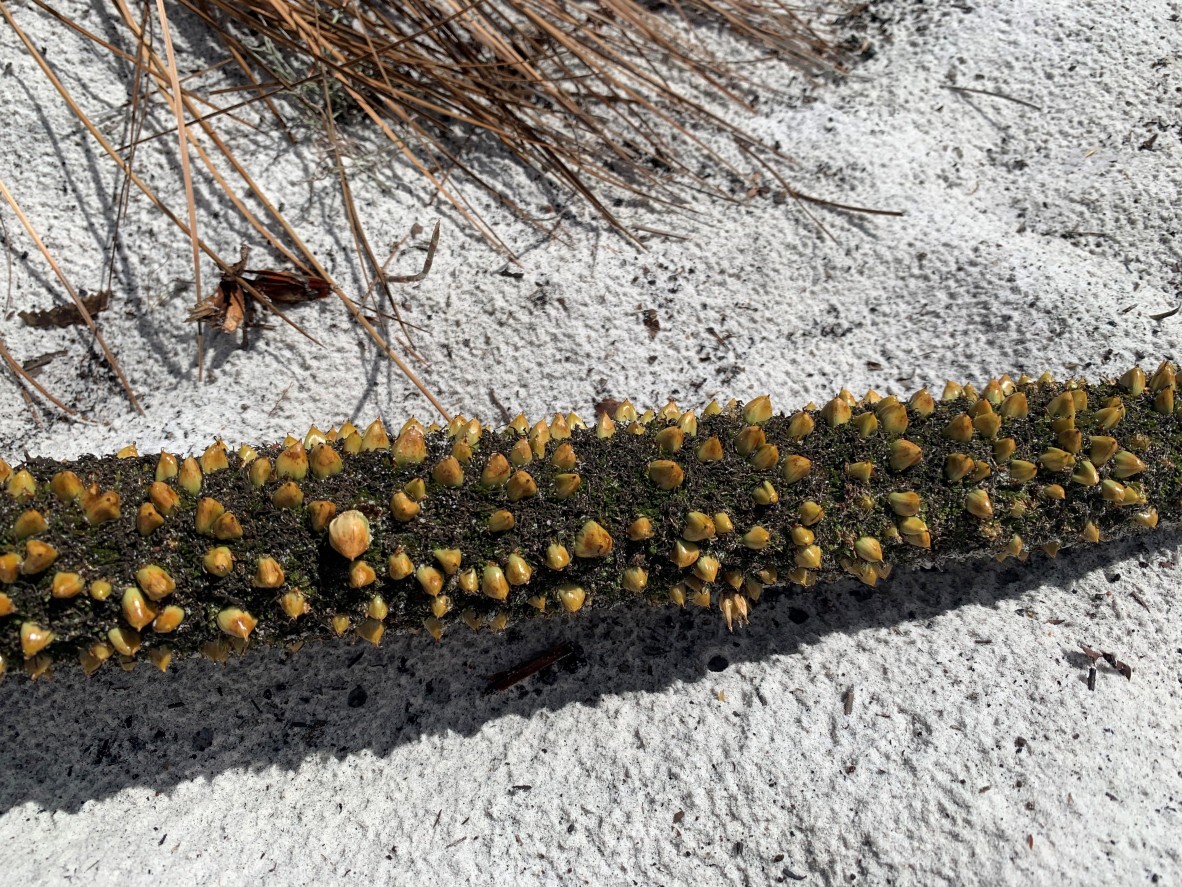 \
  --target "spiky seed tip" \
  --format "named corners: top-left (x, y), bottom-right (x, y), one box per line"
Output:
top-left (742, 395), bottom-right (773, 425)
top-left (845, 461), bottom-right (874, 484)
top-left (0, 554), bottom-right (18, 584)
top-left (6, 469), bottom-right (36, 499)
top-left (964, 489), bottom-right (993, 519)
top-left (778, 455), bottom-right (811, 487)
top-left (212, 513), bottom-right (243, 541)
top-left (507, 470), bottom-right (538, 502)
top-left (889, 440), bottom-right (923, 472)
top-left (550, 412), bottom-right (572, 441)
top-left (360, 419), bottom-right (390, 452)
top-left (752, 481), bottom-right (779, 506)
top-left (1119, 366), bottom-right (1147, 396)
top-left (481, 453), bottom-right (512, 488)
top-left (1150, 360), bottom-right (1176, 392)
top-left (107, 627), bottom-right (140, 658)
top-left (115, 444), bottom-right (138, 459)
top-left (595, 412), bottom-right (616, 439)
top-left (668, 584), bottom-right (687, 607)
top-left (994, 438), bottom-right (1017, 462)
top-left (945, 453), bottom-right (975, 482)
top-left (150, 452), bottom-right (178, 484)
top-left (82, 488), bottom-right (121, 526)
top-left (621, 567), bottom-right (648, 593)
top-left (647, 460), bottom-right (685, 490)
top-left (750, 443), bottom-right (780, 471)
top-left (20, 540), bottom-right (58, 575)
top-left (529, 421), bottom-right (551, 458)
top-left (253, 557), bottom-right (285, 589)
top-left (202, 546), bottom-right (233, 578)
top-left (1133, 507), bottom-right (1159, 529)
top-left (574, 520), bottom-right (614, 558)
top-left (148, 481), bottom-right (180, 516)
top-left (1071, 460), bottom-right (1100, 486)
top-left (943, 414), bottom-right (974, 443)
top-left (683, 512), bottom-right (716, 542)
top-left (13, 509), bottom-right (47, 539)
top-left (557, 584), bottom-right (587, 614)
top-left (309, 444), bottom-right (343, 479)
top-left (713, 512), bottom-right (735, 535)
top-left (248, 457), bottom-right (272, 489)
top-left (670, 538), bottom-right (700, 568)
top-left (1111, 450), bottom-right (1147, 478)
top-left (737, 428), bottom-right (765, 458)
top-left (327, 510), bottom-right (371, 561)
top-left (49, 470), bottom-right (83, 502)
top-left (19, 622), bottom-right (53, 658)
top-left (430, 595), bottom-right (452, 619)
top-left (999, 392), bottom-right (1029, 419)
top-left (275, 444), bottom-right (309, 481)
top-left (153, 605), bottom-right (185, 634)
top-left (49, 571), bottom-right (84, 599)
top-left (172, 456), bottom-right (201, 496)
top-left (795, 545), bottom-right (823, 570)
top-left (275, 589), bottom-right (310, 622)
top-left (1089, 436), bottom-right (1119, 465)
top-left (1082, 521), bottom-right (1101, 543)
top-left (195, 498), bottom-right (226, 536)
top-left (425, 548), bottom-right (459, 576)
top-left (720, 592), bottom-right (750, 631)
top-left (487, 509), bottom-right (515, 533)
top-left (415, 565), bottom-right (444, 597)
top-left (693, 555), bottom-right (720, 584)
top-left (820, 397), bottom-right (852, 427)
top-left (217, 607), bottom-right (257, 640)
top-left (655, 427), bottom-right (684, 455)
top-left (546, 472), bottom-right (581, 502)
top-left (1154, 387), bottom-right (1175, 414)
top-left (628, 517), bottom-right (654, 541)
top-left (1092, 405), bottom-right (1123, 430)
top-left (347, 560), bottom-right (376, 588)
top-left (1008, 460), bottom-right (1037, 482)
top-left (799, 501), bottom-right (825, 526)
top-left (509, 438), bottom-right (533, 467)
top-left (272, 481), bottom-right (304, 510)
top-left (482, 564), bottom-right (510, 601)
top-left (903, 389), bottom-right (932, 418)
top-left (121, 586), bottom-right (157, 631)
top-left (200, 442), bottom-right (229, 474)
top-left (1100, 479), bottom-right (1127, 503)
top-left (791, 526), bottom-right (815, 546)
top-left (878, 402), bottom-right (909, 435)
top-left (886, 491), bottom-right (921, 517)
top-left (390, 491), bottom-right (421, 522)
top-left (855, 537), bottom-right (884, 562)
top-left (506, 554), bottom-right (532, 586)
top-left (1042, 484), bottom-right (1066, 501)
top-left (853, 412), bottom-right (878, 439)
top-left (1039, 448), bottom-right (1076, 473)
top-left (696, 437), bottom-right (725, 462)
top-left (550, 443), bottom-right (578, 471)
top-left (741, 526), bottom-right (771, 550)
